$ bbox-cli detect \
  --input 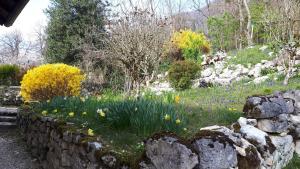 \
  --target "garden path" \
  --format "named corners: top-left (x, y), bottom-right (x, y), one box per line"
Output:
top-left (0, 129), bottom-right (39, 169)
